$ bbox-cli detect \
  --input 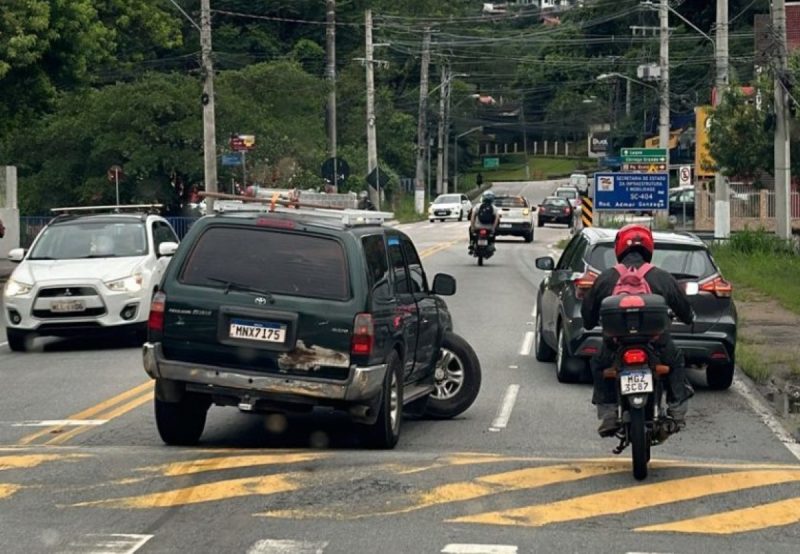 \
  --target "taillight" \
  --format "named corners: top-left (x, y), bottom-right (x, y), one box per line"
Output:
top-left (148, 291), bottom-right (166, 332)
top-left (351, 313), bottom-right (374, 356)
top-left (564, 207), bottom-right (572, 214)
top-left (699, 275), bottom-right (733, 298)
top-left (574, 270), bottom-right (598, 298)
top-left (523, 208), bottom-right (530, 216)
top-left (479, 229), bottom-right (488, 236)
top-left (622, 349), bottom-right (648, 365)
